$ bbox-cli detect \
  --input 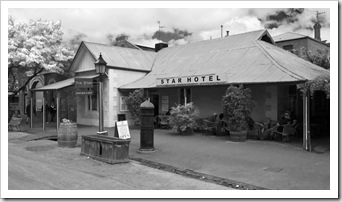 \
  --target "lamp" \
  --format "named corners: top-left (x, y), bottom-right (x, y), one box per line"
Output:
top-left (94, 53), bottom-right (107, 135)
top-left (94, 53), bottom-right (107, 75)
